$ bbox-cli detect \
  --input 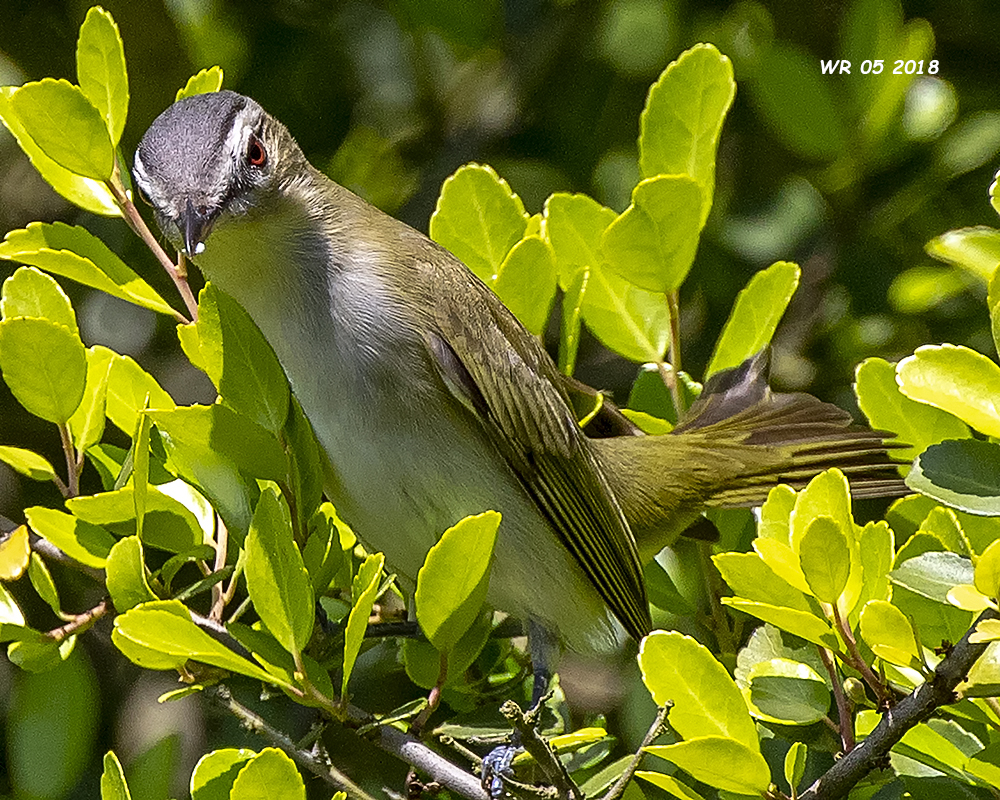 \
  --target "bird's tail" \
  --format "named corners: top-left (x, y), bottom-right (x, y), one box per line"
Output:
top-left (587, 351), bottom-right (908, 561)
